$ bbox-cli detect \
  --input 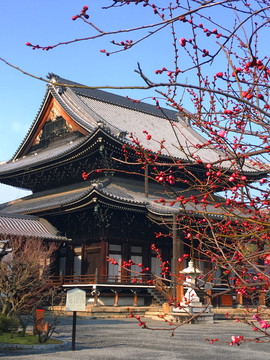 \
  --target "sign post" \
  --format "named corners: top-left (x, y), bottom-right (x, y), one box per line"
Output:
top-left (71, 311), bottom-right (77, 351)
top-left (66, 288), bottom-right (86, 351)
